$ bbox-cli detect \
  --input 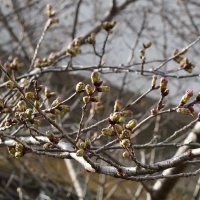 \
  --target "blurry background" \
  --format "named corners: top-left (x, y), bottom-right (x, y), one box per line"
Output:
top-left (0, 0), bottom-right (200, 199)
